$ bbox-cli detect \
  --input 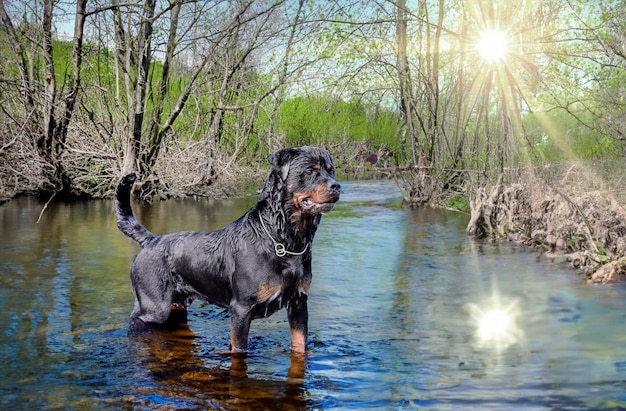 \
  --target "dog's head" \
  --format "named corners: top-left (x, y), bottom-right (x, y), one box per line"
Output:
top-left (264, 146), bottom-right (340, 220)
